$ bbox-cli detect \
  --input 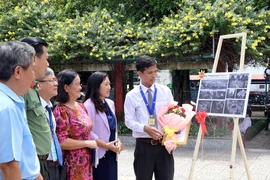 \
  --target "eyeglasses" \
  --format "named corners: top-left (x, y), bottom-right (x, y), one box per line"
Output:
top-left (37, 79), bottom-right (58, 83)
